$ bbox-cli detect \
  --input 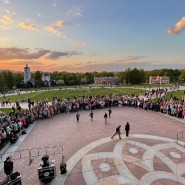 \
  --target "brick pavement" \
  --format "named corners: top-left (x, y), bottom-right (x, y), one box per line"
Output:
top-left (0, 107), bottom-right (185, 184)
